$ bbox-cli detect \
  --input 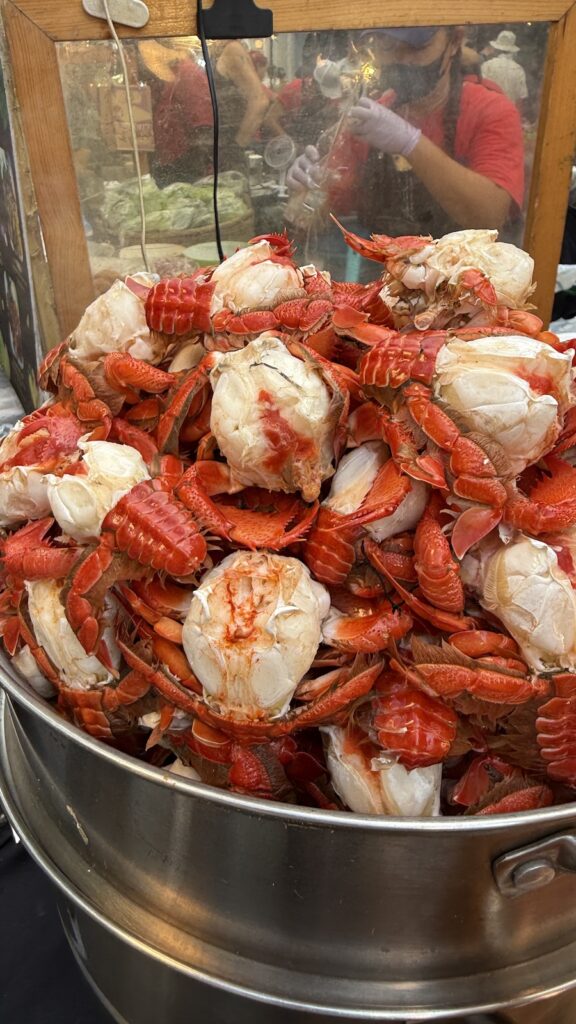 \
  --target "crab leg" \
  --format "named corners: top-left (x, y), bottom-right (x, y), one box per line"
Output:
top-left (119, 639), bottom-right (383, 742)
top-left (404, 383), bottom-right (508, 508)
top-left (156, 355), bottom-right (216, 454)
top-left (392, 638), bottom-right (549, 705)
top-left (177, 461), bottom-right (319, 551)
top-left (102, 352), bottom-right (177, 400)
top-left (331, 215), bottom-right (432, 264)
top-left (349, 401), bottom-right (447, 490)
top-left (413, 494), bottom-right (464, 613)
top-left (503, 456), bottom-right (576, 534)
top-left (322, 599), bottom-right (412, 653)
top-left (365, 537), bottom-right (474, 633)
